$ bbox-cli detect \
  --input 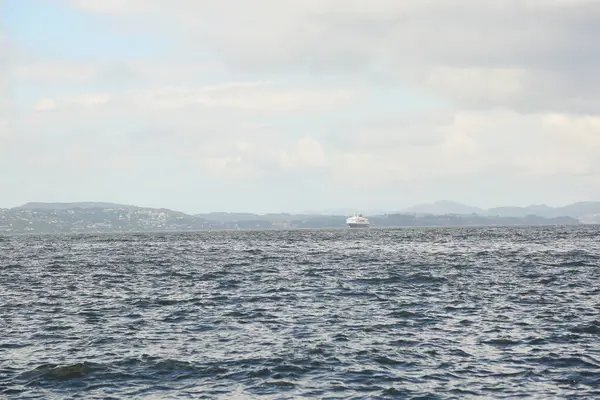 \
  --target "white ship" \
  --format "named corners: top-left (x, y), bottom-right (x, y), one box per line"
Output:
top-left (346, 212), bottom-right (370, 228)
